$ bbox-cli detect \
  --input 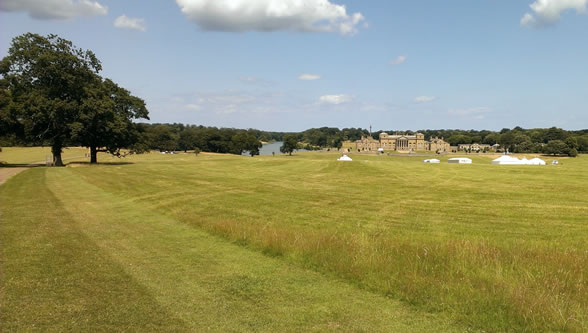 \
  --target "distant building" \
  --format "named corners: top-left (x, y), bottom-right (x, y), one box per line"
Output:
top-left (458, 143), bottom-right (492, 152)
top-left (343, 132), bottom-right (450, 153)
